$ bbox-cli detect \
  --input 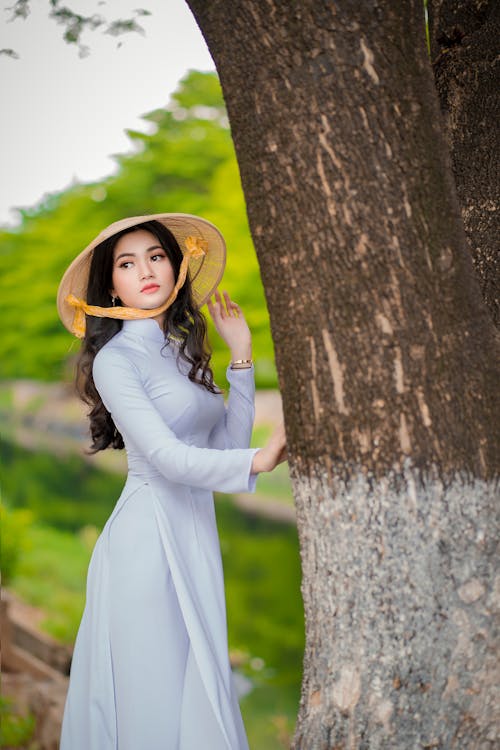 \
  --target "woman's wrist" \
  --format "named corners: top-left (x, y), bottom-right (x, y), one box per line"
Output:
top-left (230, 357), bottom-right (253, 370)
top-left (251, 449), bottom-right (266, 474)
top-left (230, 348), bottom-right (252, 361)
top-left (230, 343), bottom-right (253, 369)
